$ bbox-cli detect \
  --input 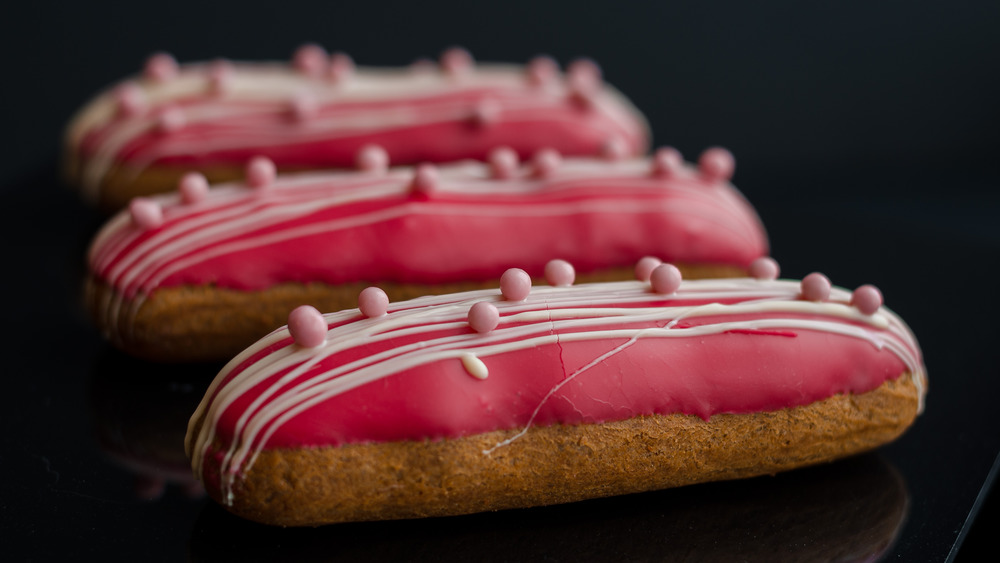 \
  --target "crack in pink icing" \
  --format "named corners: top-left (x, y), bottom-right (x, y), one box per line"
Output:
top-left (66, 57), bottom-right (649, 200)
top-left (88, 156), bottom-right (768, 301)
top-left (184, 277), bottom-right (924, 504)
